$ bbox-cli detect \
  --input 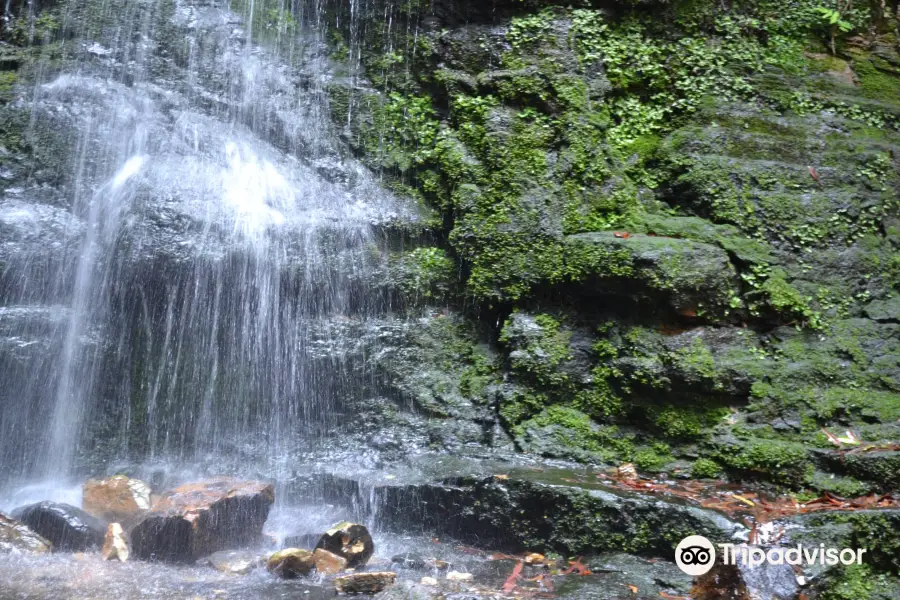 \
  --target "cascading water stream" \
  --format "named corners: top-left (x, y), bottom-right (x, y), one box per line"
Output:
top-left (0, 0), bottom-right (414, 497)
